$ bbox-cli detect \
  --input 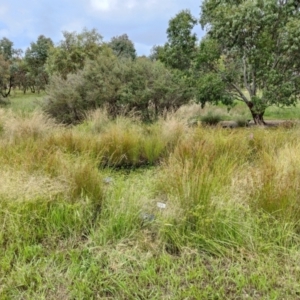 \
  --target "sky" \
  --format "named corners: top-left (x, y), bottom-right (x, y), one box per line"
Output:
top-left (0, 0), bottom-right (204, 56)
